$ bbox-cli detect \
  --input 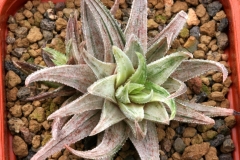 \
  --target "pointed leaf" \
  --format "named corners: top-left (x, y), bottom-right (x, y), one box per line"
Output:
top-left (129, 90), bottom-right (153, 104)
top-left (82, 49), bottom-right (116, 79)
top-left (176, 99), bottom-right (235, 117)
top-left (124, 34), bottom-right (144, 68)
top-left (115, 83), bottom-right (131, 103)
top-left (144, 102), bottom-right (169, 124)
top-left (90, 100), bottom-right (125, 136)
top-left (162, 77), bottom-right (187, 99)
top-left (124, 0), bottom-right (147, 52)
top-left (145, 81), bottom-right (176, 120)
top-left (25, 65), bottom-right (96, 93)
top-left (147, 51), bottom-right (192, 85)
top-left (13, 61), bottom-right (43, 75)
top-left (129, 121), bottom-right (160, 160)
top-left (82, 0), bottom-right (125, 62)
top-left (48, 93), bottom-right (104, 119)
top-left (110, 0), bottom-right (120, 15)
top-left (128, 83), bottom-right (145, 94)
top-left (66, 121), bottom-right (128, 159)
top-left (146, 37), bottom-right (169, 64)
top-left (171, 59), bottom-right (228, 82)
top-left (148, 11), bottom-right (188, 52)
top-left (43, 47), bottom-right (67, 66)
top-left (88, 75), bottom-right (117, 103)
top-left (113, 46), bottom-right (135, 87)
top-left (172, 102), bottom-right (215, 124)
top-left (128, 52), bottom-right (147, 84)
top-left (42, 48), bottom-right (56, 67)
top-left (119, 102), bottom-right (144, 122)
top-left (124, 119), bottom-right (147, 140)
top-left (31, 111), bottom-right (100, 160)
top-left (66, 12), bottom-right (85, 64)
